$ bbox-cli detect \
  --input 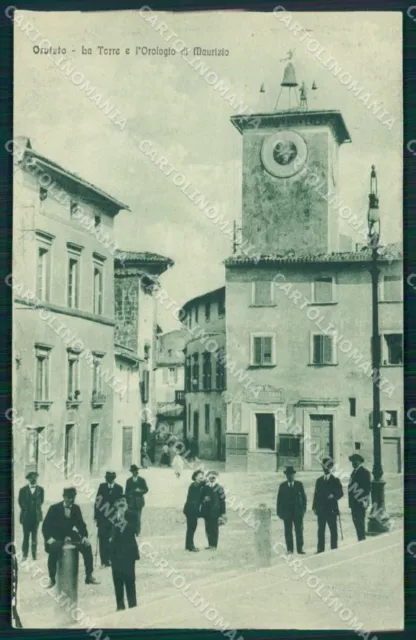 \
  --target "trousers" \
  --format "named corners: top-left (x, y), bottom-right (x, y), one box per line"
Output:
top-left (97, 524), bottom-right (112, 565)
top-left (204, 517), bottom-right (219, 548)
top-left (111, 563), bottom-right (137, 609)
top-left (351, 506), bottom-right (367, 541)
top-left (46, 540), bottom-right (94, 580)
top-left (317, 512), bottom-right (338, 552)
top-left (185, 515), bottom-right (198, 550)
top-left (131, 508), bottom-right (143, 536)
top-left (283, 517), bottom-right (304, 553)
top-left (22, 520), bottom-right (39, 558)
